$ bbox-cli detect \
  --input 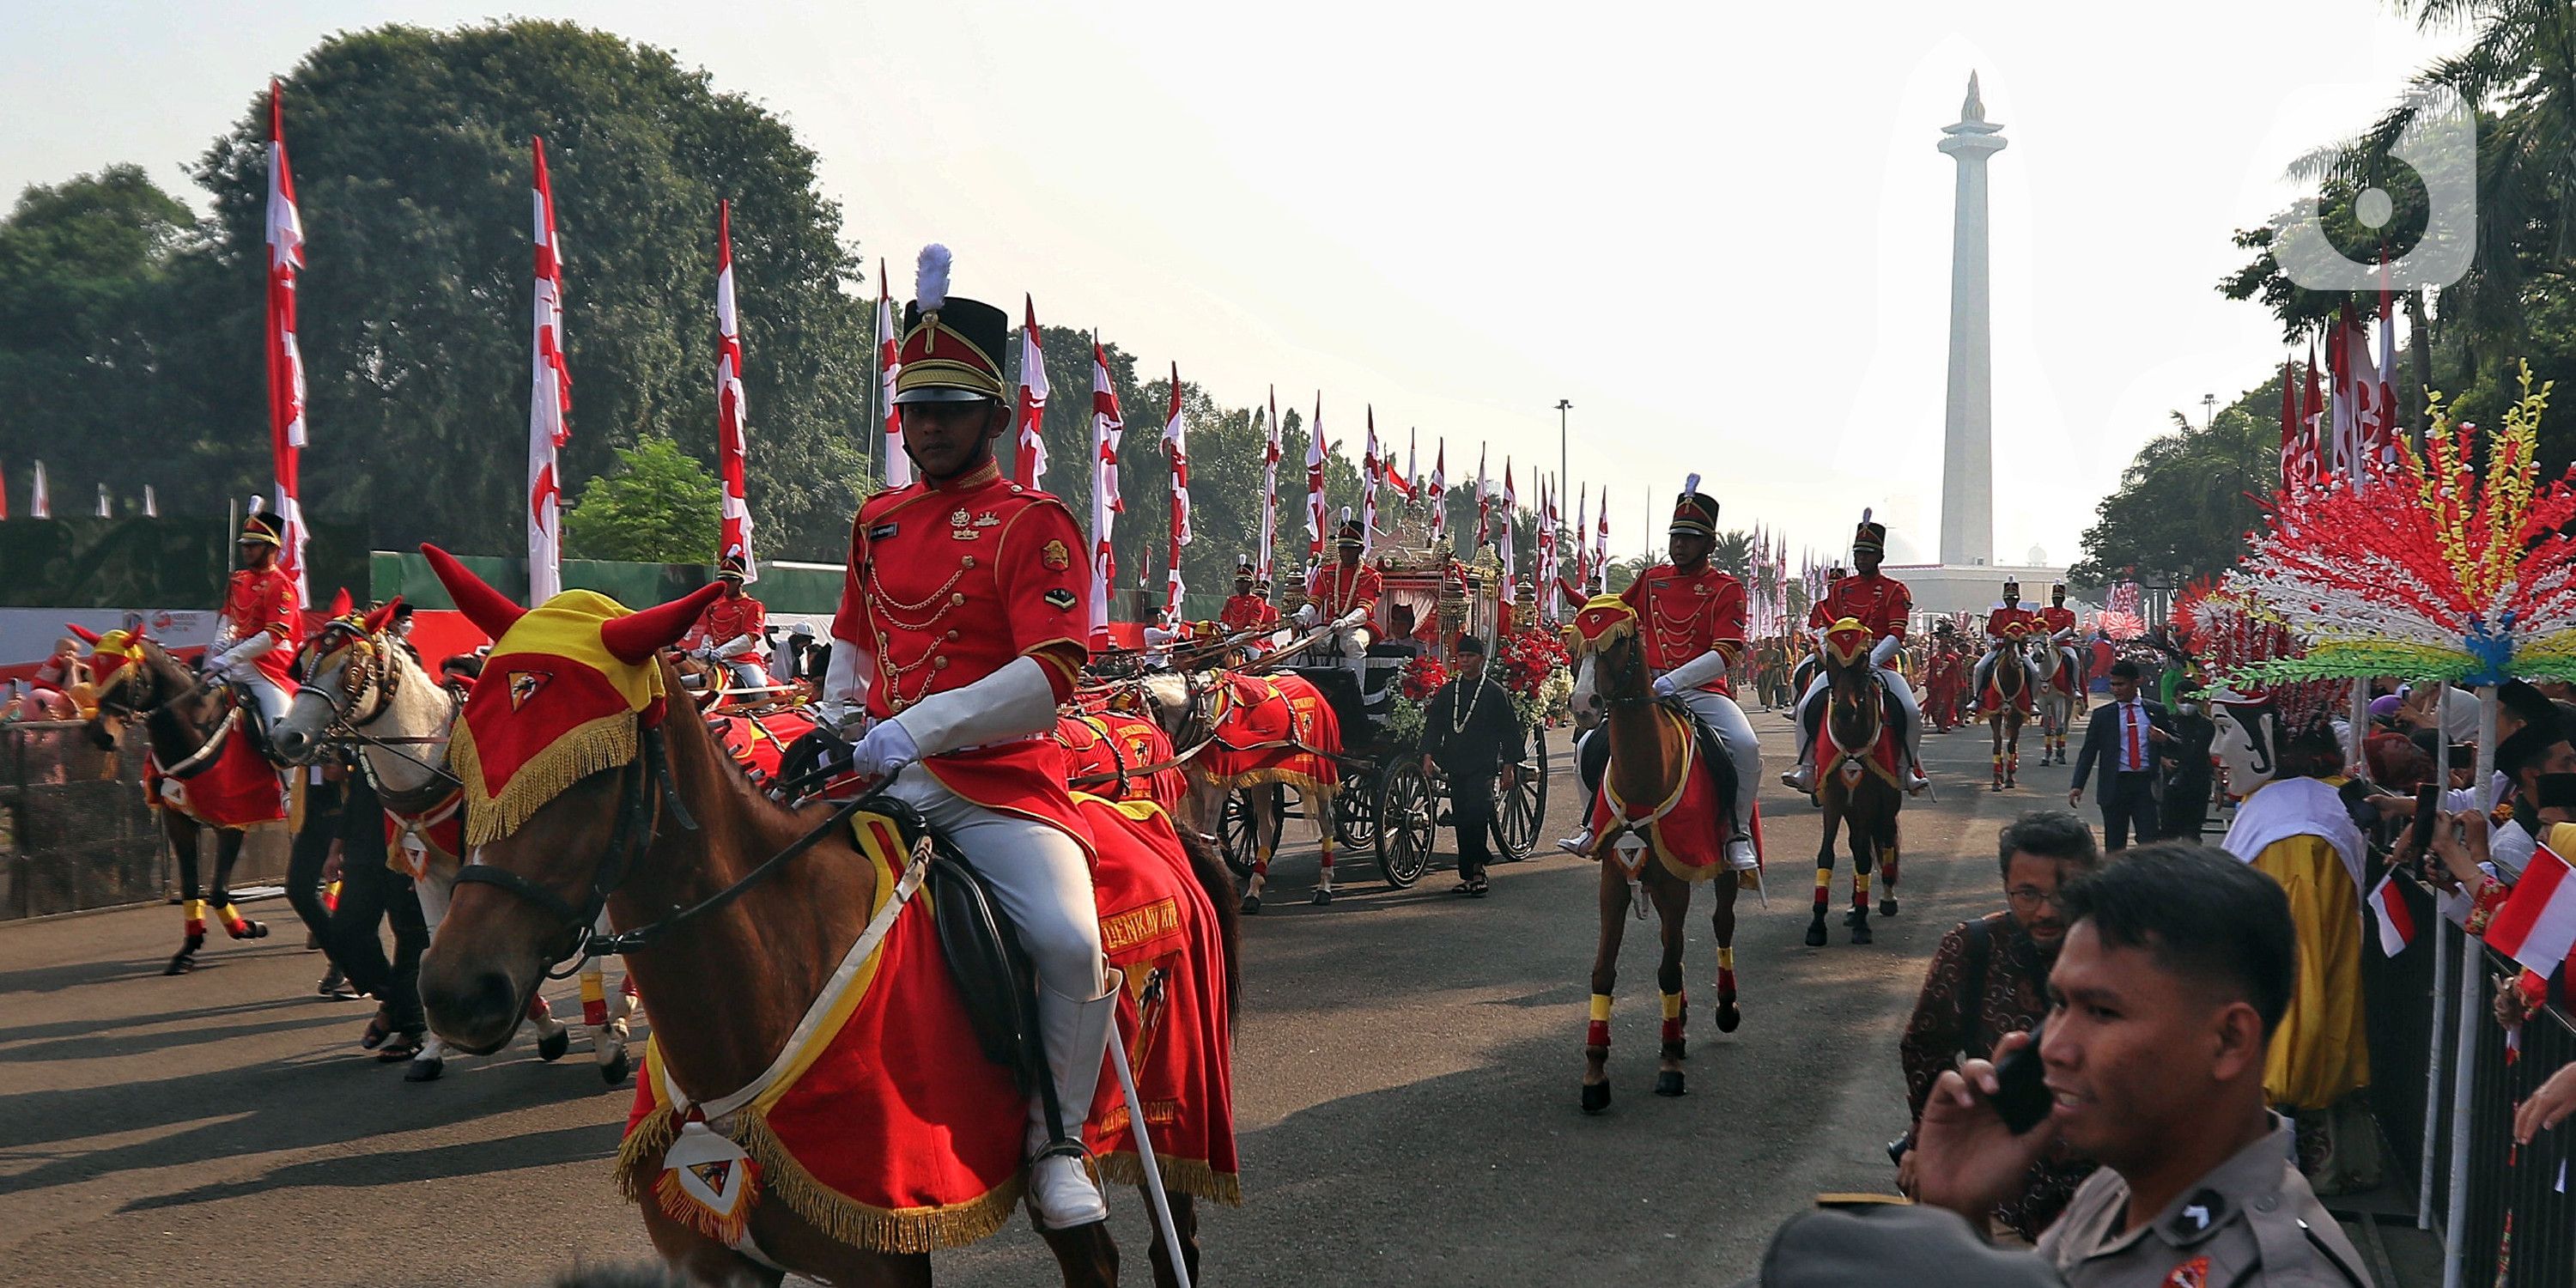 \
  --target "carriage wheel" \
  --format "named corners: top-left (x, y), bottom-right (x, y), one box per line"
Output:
top-left (1337, 764), bottom-right (1381, 852)
top-left (1375, 760), bottom-right (1436, 889)
top-left (1218, 789), bottom-right (1261, 878)
top-left (1496, 741), bottom-right (1550, 860)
